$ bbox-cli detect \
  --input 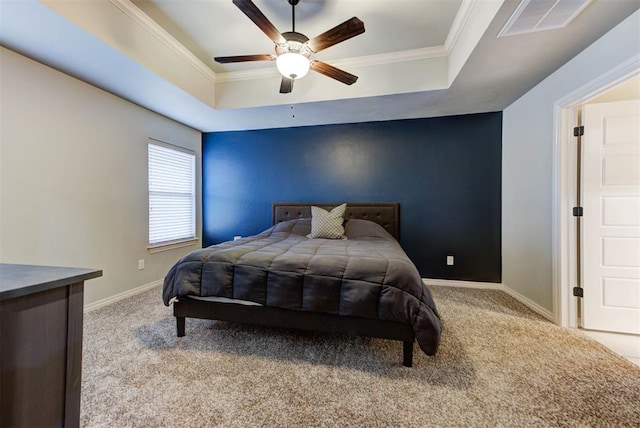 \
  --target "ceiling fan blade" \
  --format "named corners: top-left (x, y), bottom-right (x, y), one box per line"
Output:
top-left (214, 54), bottom-right (275, 64)
top-left (310, 61), bottom-right (358, 85)
top-left (232, 0), bottom-right (286, 44)
top-left (307, 17), bottom-right (365, 53)
top-left (279, 77), bottom-right (294, 94)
